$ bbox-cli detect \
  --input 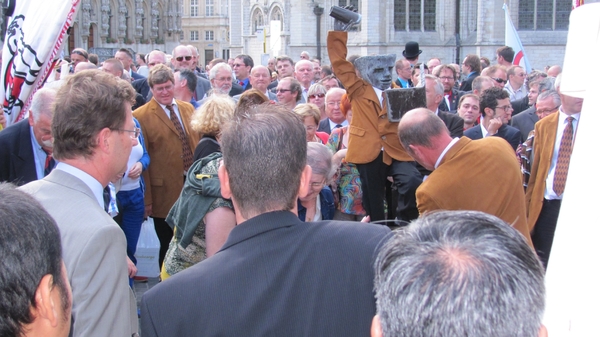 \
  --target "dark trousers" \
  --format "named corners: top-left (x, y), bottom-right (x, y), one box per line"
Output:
top-left (531, 199), bottom-right (562, 269)
top-left (356, 152), bottom-right (422, 223)
top-left (152, 217), bottom-right (174, 270)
